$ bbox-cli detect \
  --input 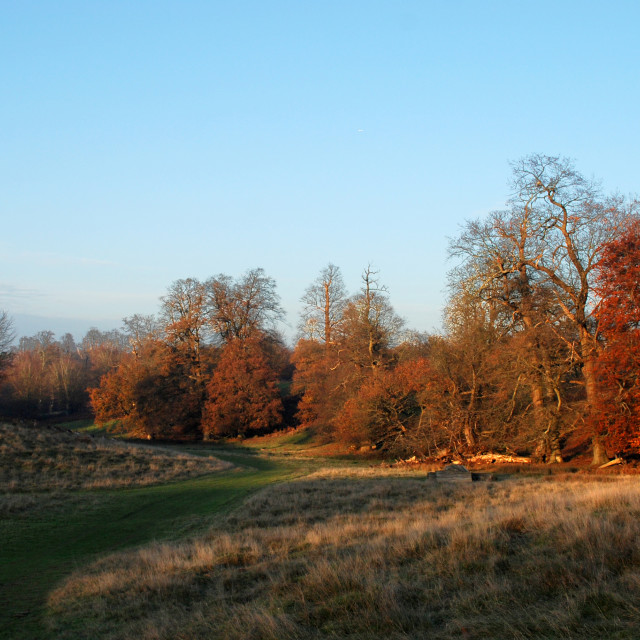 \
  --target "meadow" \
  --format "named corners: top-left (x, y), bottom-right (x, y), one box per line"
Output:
top-left (3, 423), bottom-right (640, 639)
